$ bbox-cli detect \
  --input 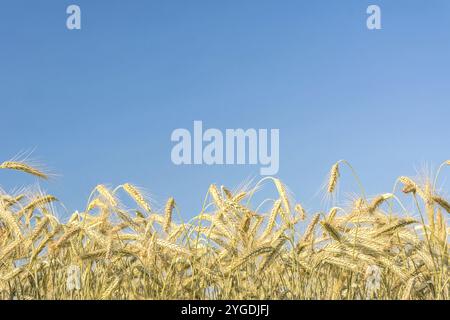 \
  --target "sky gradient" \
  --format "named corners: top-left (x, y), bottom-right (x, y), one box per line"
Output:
top-left (1, 1), bottom-right (450, 220)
